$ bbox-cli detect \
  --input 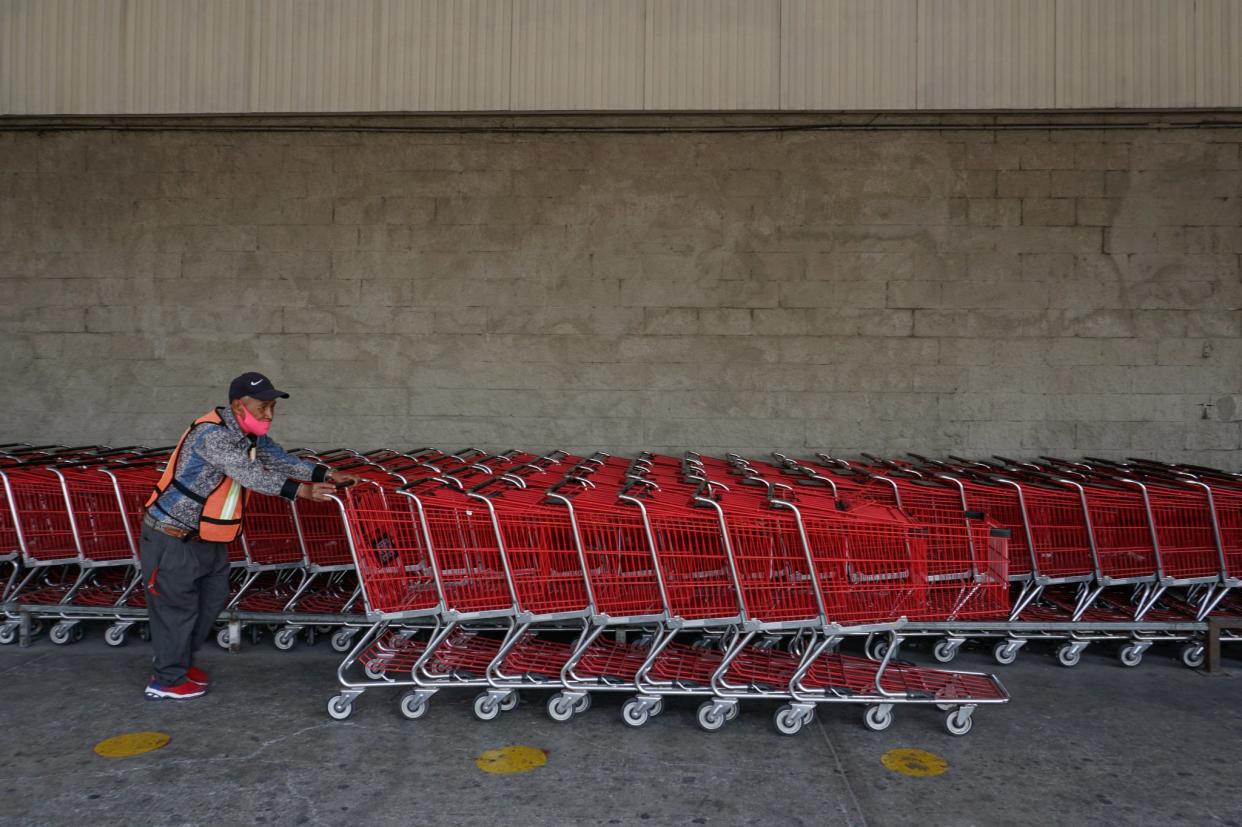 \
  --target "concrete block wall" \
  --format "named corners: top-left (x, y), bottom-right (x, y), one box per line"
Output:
top-left (0, 118), bottom-right (1239, 464)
